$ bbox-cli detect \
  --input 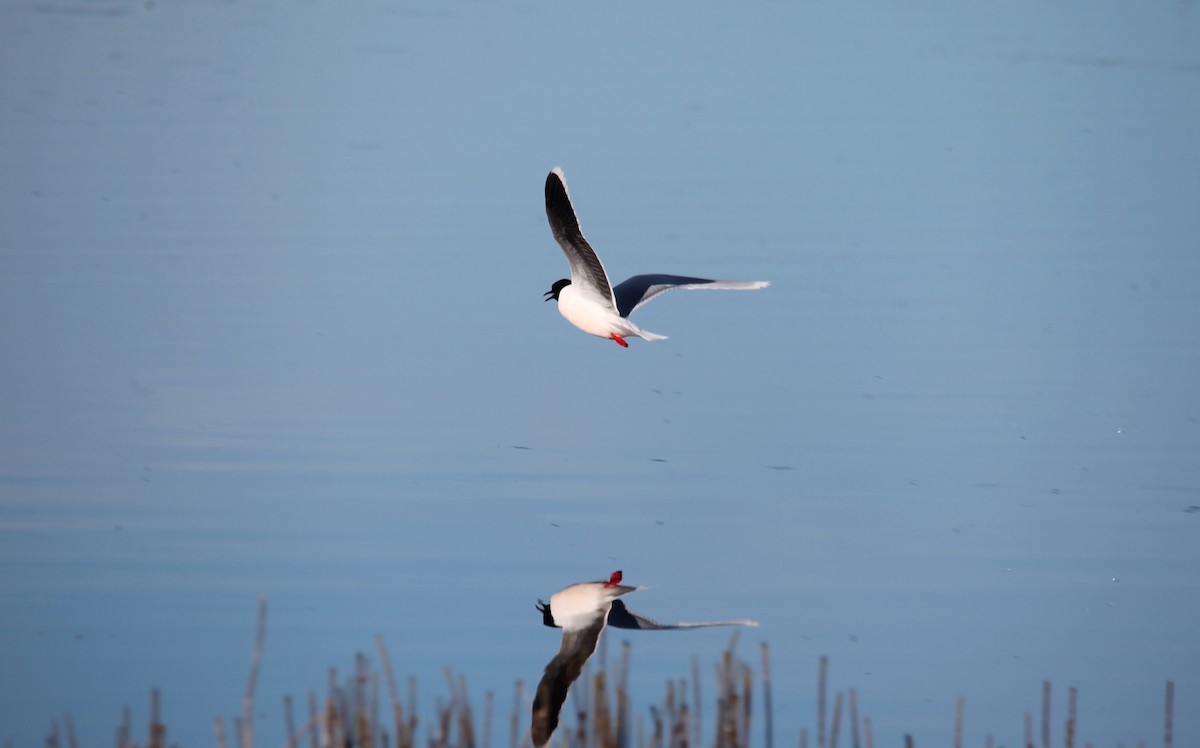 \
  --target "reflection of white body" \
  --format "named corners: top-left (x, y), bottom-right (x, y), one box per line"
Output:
top-left (531, 571), bottom-right (758, 747)
top-left (544, 573), bottom-right (641, 630)
top-left (543, 167), bottom-right (769, 347)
